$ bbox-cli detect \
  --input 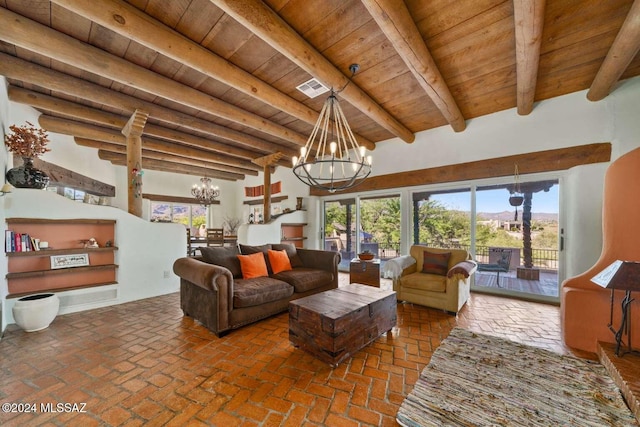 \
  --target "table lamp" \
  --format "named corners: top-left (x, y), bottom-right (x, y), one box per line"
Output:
top-left (591, 260), bottom-right (640, 356)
